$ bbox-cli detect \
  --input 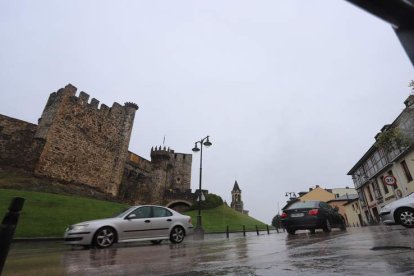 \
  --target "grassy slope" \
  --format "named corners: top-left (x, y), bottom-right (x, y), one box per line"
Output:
top-left (0, 189), bottom-right (128, 237)
top-left (184, 205), bottom-right (268, 232)
top-left (0, 189), bottom-right (268, 238)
